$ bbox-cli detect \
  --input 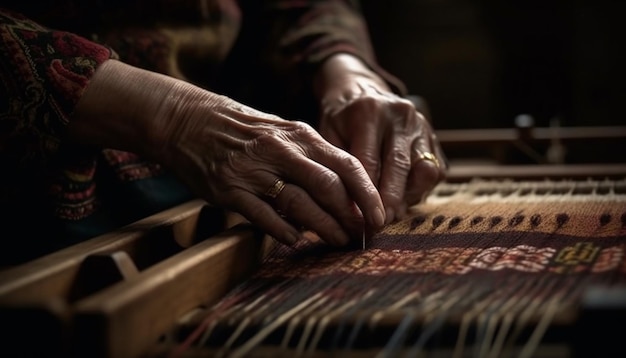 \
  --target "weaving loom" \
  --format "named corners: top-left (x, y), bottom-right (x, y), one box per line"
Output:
top-left (168, 178), bottom-right (626, 358)
top-left (1, 127), bottom-right (625, 358)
